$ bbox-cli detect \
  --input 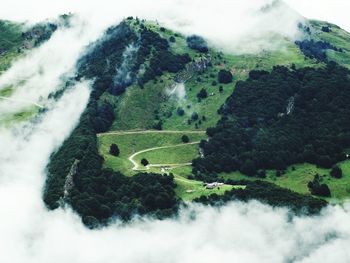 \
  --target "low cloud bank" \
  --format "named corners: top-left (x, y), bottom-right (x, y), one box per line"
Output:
top-left (0, 0), bottom-right (304, 54)
top-left (0, 1), bottom-right (350, 263)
